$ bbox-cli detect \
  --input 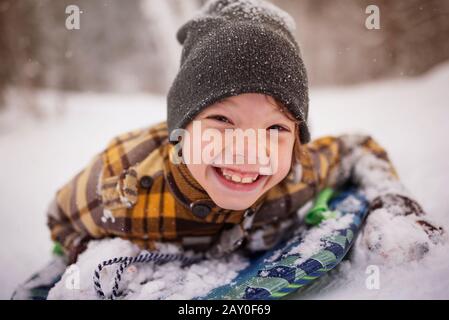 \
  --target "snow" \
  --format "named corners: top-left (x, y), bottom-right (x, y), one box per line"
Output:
top-left (289, 214), bottom-right (355, 265)
top-left (263, 211), bottom-right (355, 266)
top-left (47, 209), bottom-right (354, 300)
top-left (1, 62), bottom-right (449, 299)
top-left (47, 238), bottom-right (248, 300)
